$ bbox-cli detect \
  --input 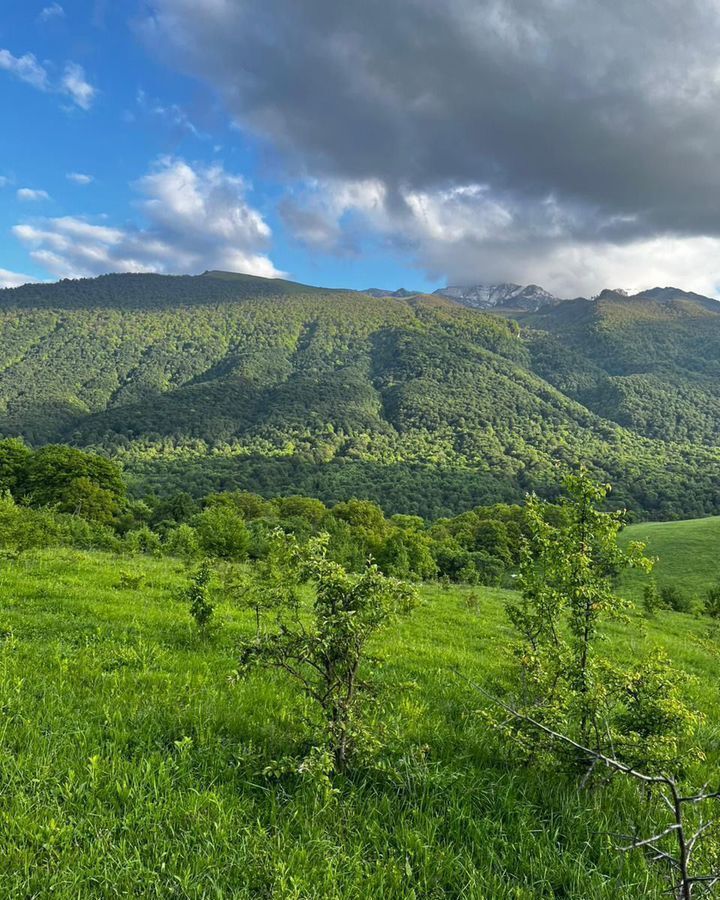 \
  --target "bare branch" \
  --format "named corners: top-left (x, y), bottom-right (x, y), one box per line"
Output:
top-left (454, 669), bottom-right (720, 900)
top-left (618, 823), bottom-right (680, 852)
